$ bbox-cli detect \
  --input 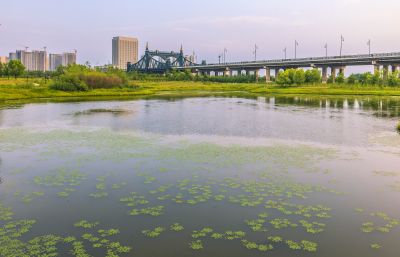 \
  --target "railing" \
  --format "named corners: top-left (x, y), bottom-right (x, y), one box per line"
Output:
top-left (189, 52), bottom-right (400, 68)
